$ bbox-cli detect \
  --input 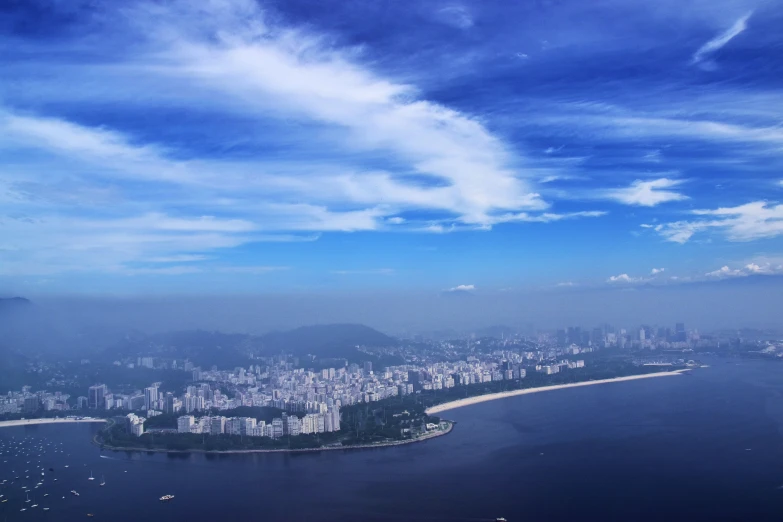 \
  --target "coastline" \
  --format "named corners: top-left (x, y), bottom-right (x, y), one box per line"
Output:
top-left (425, 369), bottom-right (690, 414)
top-left (0, 417), bottom-right (107, 428)
top-left (95, 420), bottom-right (453, 454)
